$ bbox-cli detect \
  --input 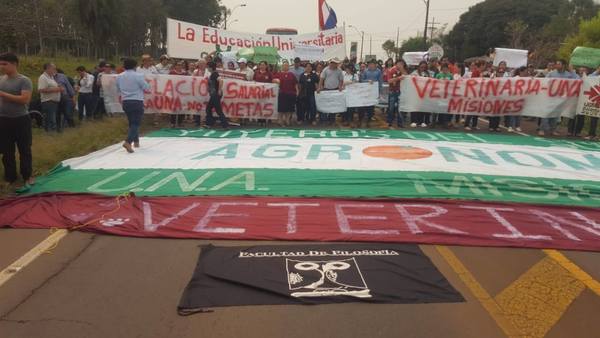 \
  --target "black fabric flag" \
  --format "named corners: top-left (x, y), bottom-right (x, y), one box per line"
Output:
top-left (178, 244), bottom-right (463, 314)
